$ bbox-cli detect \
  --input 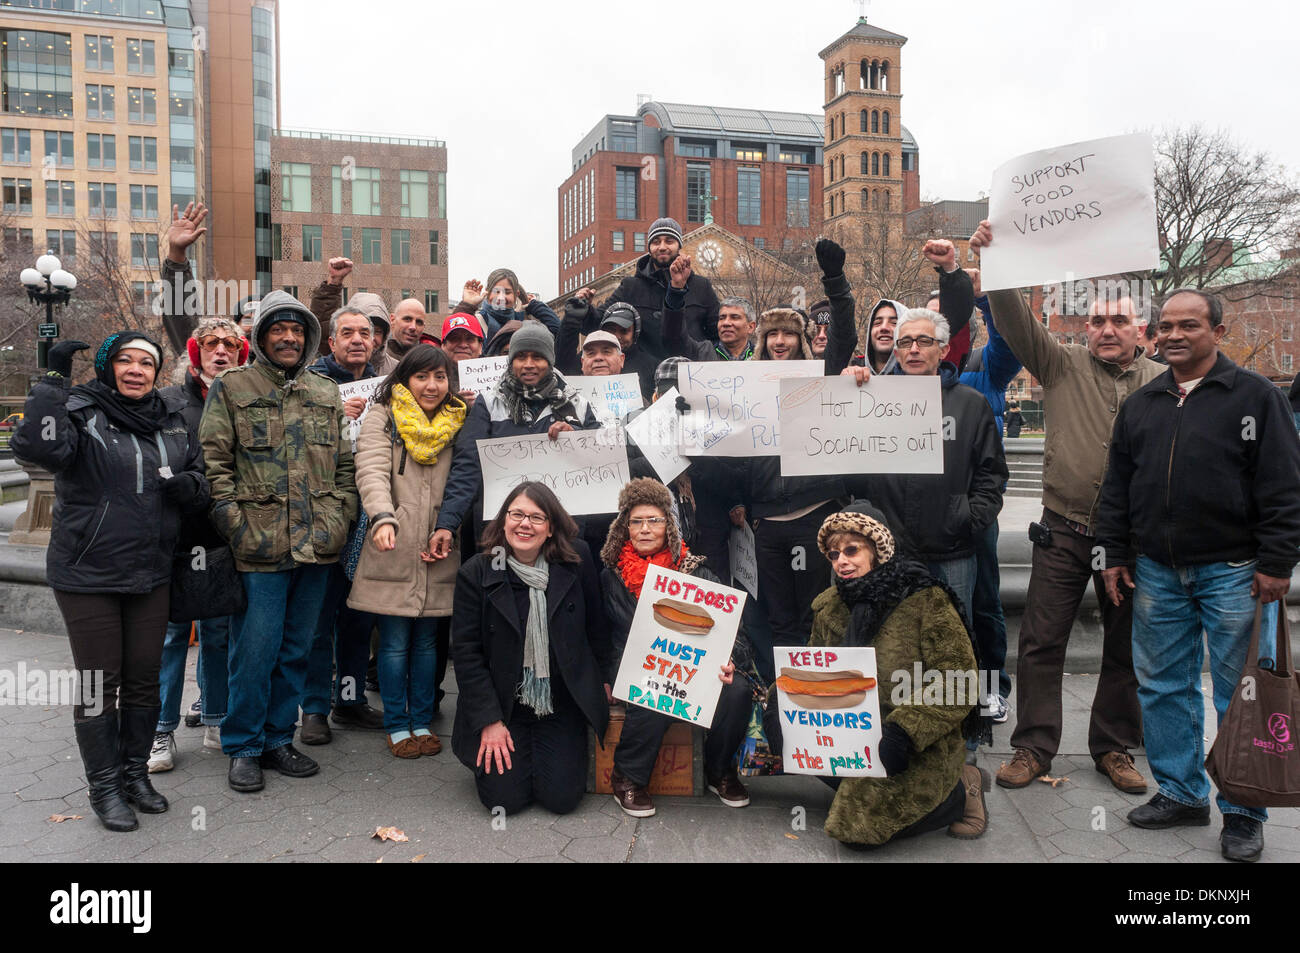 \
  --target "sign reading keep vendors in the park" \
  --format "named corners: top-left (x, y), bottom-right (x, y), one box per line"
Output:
top-left (677, 360), bottom-right (824, 456)
top-left (775, 646), bottom-right (885, 778)
top-left (612, 566), bottom-right (744, 727)
top-left (777, 375), bottom-right (944, 476)
top-left (476, 429), bottom-right (628, 516)
top-left (980, 132), bottom-right (1158, 292)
